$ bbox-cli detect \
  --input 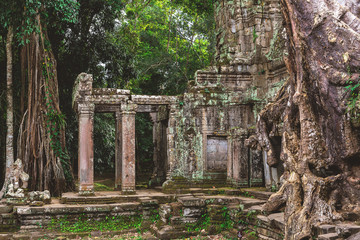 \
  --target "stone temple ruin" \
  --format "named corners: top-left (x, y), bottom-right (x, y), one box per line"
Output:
top-left (2, 1), bottom-right (360, 239)
top-left (72, 0), bottom-right (288, 195)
